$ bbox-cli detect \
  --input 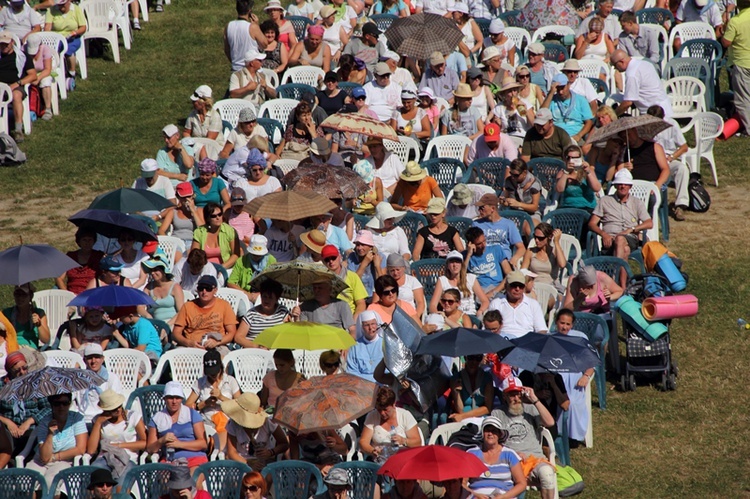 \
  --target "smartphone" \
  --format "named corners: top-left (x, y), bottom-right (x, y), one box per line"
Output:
top-left (571, 158), bottom-right (583, 168)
